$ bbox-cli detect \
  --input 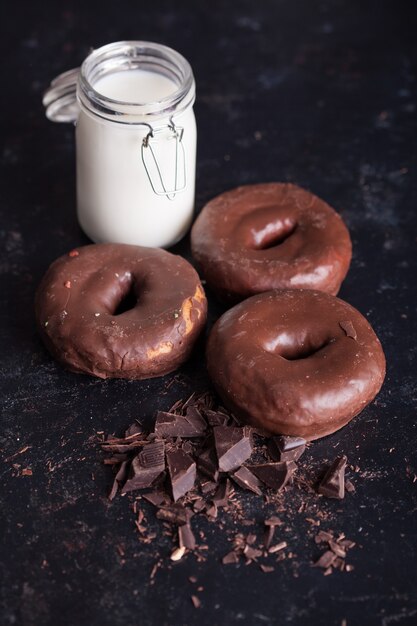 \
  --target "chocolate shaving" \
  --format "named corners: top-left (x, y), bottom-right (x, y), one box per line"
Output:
top-left (231, 466), bottom-right (263, 495)
top-left (248, 461), bottom-right (296, 491)
top-left (268, 436), bottom-right (306, 462)
top-left (167, 449), bottom-right (196, 501)
top-left (318, 455), bottom-right (347, 499)
top-left (339, 320), bottom-right (357, 340)
top-left (213, 426), bottom-right (252, 472)
top-left (268, 541), bottom-right (287, 554)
